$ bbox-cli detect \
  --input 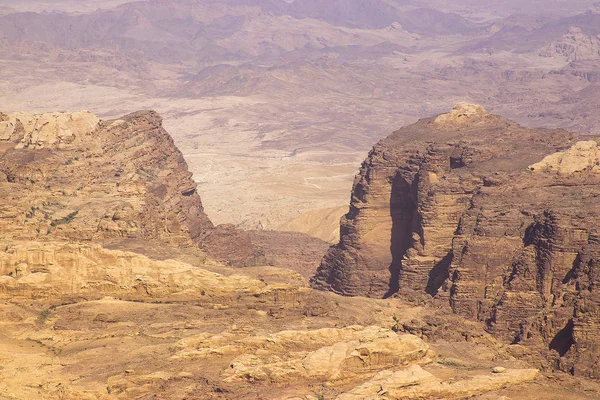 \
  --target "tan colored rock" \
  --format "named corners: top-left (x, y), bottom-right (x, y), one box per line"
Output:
top-left (0, 241), bottom-right (266, 300)
top-left (277, 205), bottom-right (348, 243)
top-left (0, 119), bottom-right (16, 140)
top-left (0, 110), bottom-right (213, 246)
top-left (12, 111), bottom-right (99, 149)
top-left (433, 102), bottom-right (489, 126)
top-left (222, 328), bottom-right (428, 383)
top-left (528, 140), bottom-right (600, 174)
top-left (338, 365), bottom-right (539, 399)
top-left (175, 325), bottom-right (390, 360)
